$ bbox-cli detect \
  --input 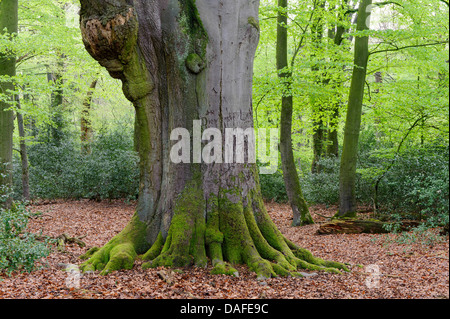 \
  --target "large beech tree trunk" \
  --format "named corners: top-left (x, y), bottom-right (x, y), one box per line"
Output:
top-left (78, 0), bottom-right (346, 278)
